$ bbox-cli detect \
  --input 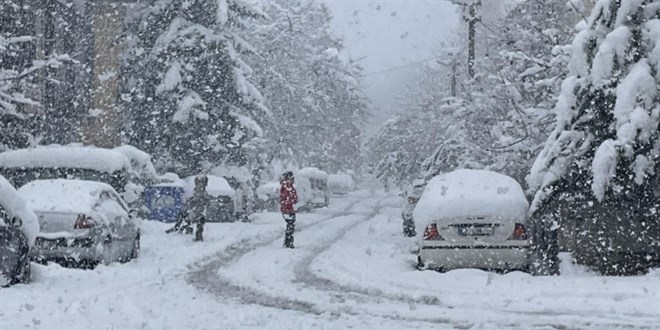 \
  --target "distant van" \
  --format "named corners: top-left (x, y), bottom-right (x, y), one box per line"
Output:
top-left (297, 167), bottom-right (330, 210)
